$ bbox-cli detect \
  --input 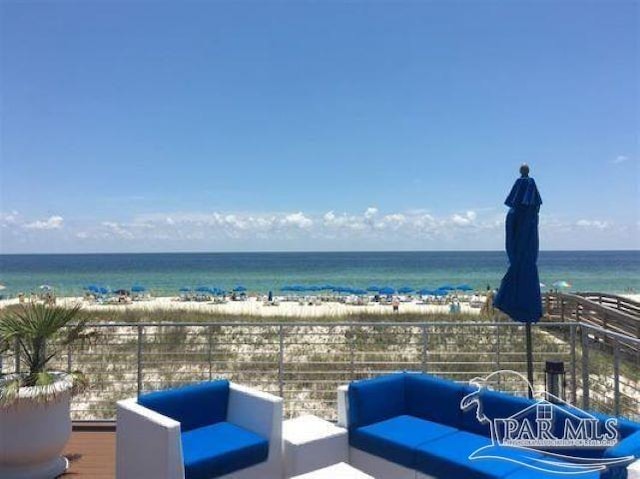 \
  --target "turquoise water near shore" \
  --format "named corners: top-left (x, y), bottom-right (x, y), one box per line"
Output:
top-left (0, 251), bottom-right (638, 297)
